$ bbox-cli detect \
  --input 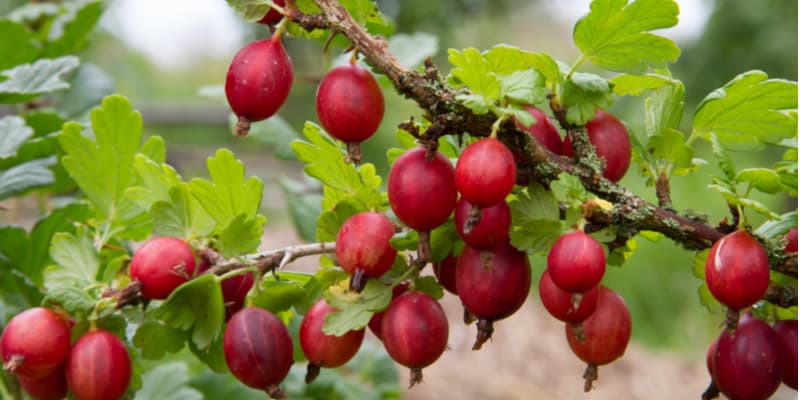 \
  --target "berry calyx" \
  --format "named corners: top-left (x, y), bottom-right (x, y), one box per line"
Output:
top-left (704, 230), bottom-right (770, 311)
top-left (129, 236), bottom-right (196, 300)
top-left (17, 363), bottom-right (67, 400)
top-left (1, 307), bottom-right (71, 378)
top-left (433, 254), bottom-right (458, 295)
top-left (538, 268), bottom-right (598, 324)
top-left (387, 147), bottom-right (457, 260)
top-left (456, 241), bottom-right (531, 350)
top-left (565, 286), bottom-right (631, 392)
top-left (547, 230), bottom-right (606, 293)
top-left (66, 330), bottom-right (131, 400)
top-left (224, 307), bottom-right (293, 398)
top-left (381, 292), bottom-right (449, 388)
top-left (300, 299), bottom-right (365, 383)
top-left (454, 137), bottom-right (517, 208)
top-left (225, 37), bottom-right (293, 136)
top-left (773, 319), bottom-right (797, 389)
top-left (514, 105), bottom-right (563, 154)
top-left (256, 0), bottom-right (285, 25)
top-left (712, 317), bottom-right (782, 400)
top-left (335, 211), bottom-right (398, 292)
top-left (562, 110), bottom-right (631, 182)
top-left (316, 63), bottom-right (385, 163)
top-left (367, 281), bottom-right (410, 339)
top-left (454, 198), bottom-right (511, 250)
